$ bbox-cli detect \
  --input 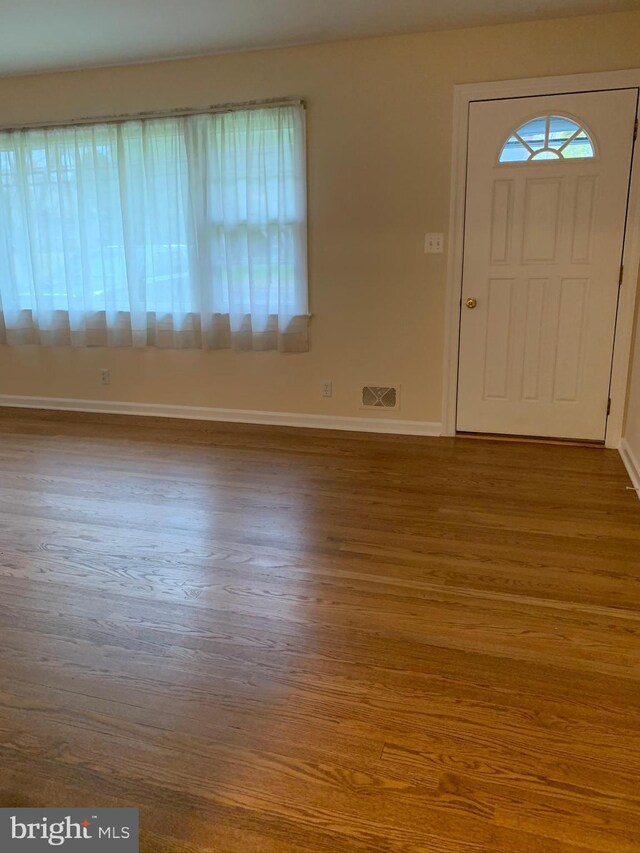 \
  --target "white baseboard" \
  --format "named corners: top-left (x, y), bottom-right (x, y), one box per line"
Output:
top-left (620, 438), bottom-right (640, 501)
top-left (0, 394), bottom-right (442, 437)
